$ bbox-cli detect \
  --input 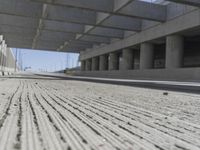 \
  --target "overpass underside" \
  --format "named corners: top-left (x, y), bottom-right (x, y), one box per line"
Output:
top-left (1, 0), bottom-right (200, 80)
